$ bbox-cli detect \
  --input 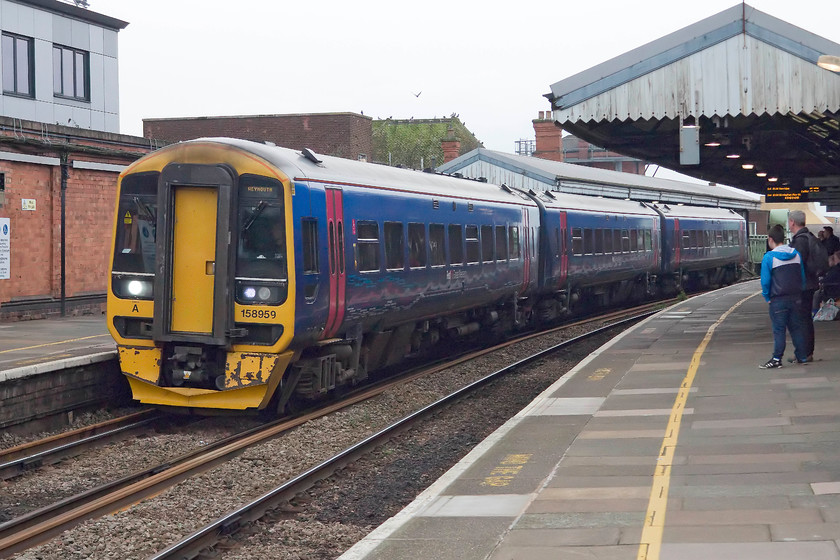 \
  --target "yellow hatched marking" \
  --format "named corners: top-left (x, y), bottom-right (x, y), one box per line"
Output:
top-left (637, 291), bottom-right (759, 560)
